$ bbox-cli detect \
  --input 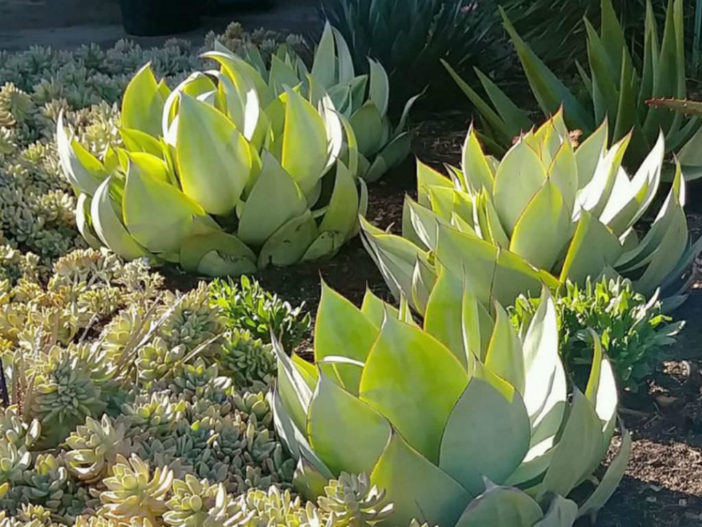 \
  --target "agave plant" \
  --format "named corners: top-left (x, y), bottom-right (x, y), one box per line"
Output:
top-left (362, 113), bottom-right (700, 314)
top-left (447, 0), bottom-right (702, 178)
top-left (319, 0), bottom-right (507, 109)
top-left (499, 0), bottom-right (697, 68)
top-left (272, 275), bottom-right (631, 527)
top-left (239, 23), bottom-right (419, 183)
top-left (58, 51), bottom-right (365, 277)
